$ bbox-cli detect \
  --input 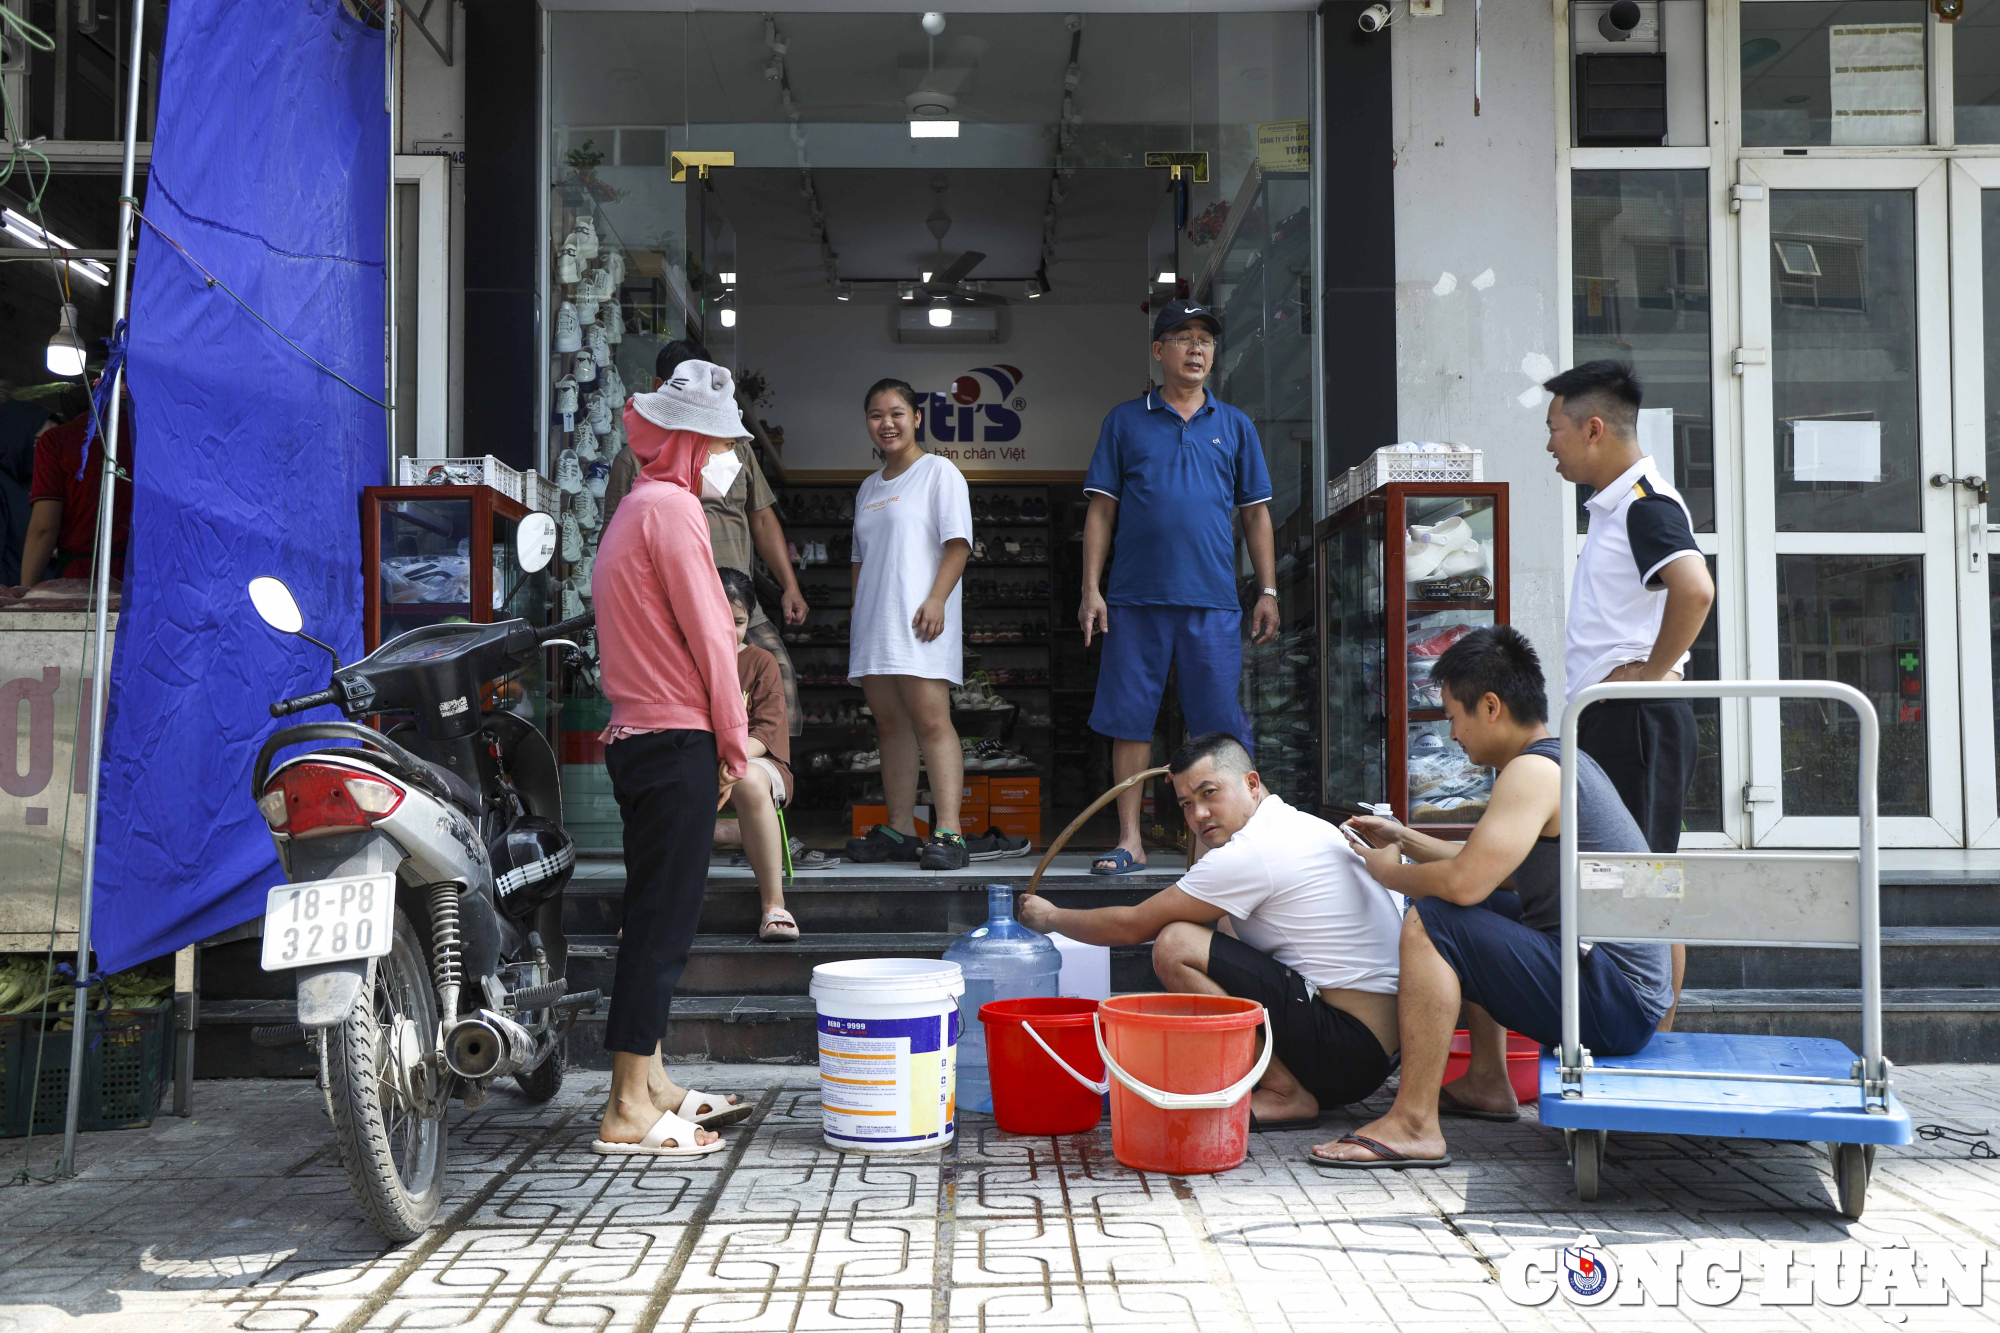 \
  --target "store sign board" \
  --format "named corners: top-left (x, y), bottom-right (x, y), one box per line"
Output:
top-left (0, 616), bottom-right (112, 947)
top-left (1257, 120), bottom-right (1310, 172)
